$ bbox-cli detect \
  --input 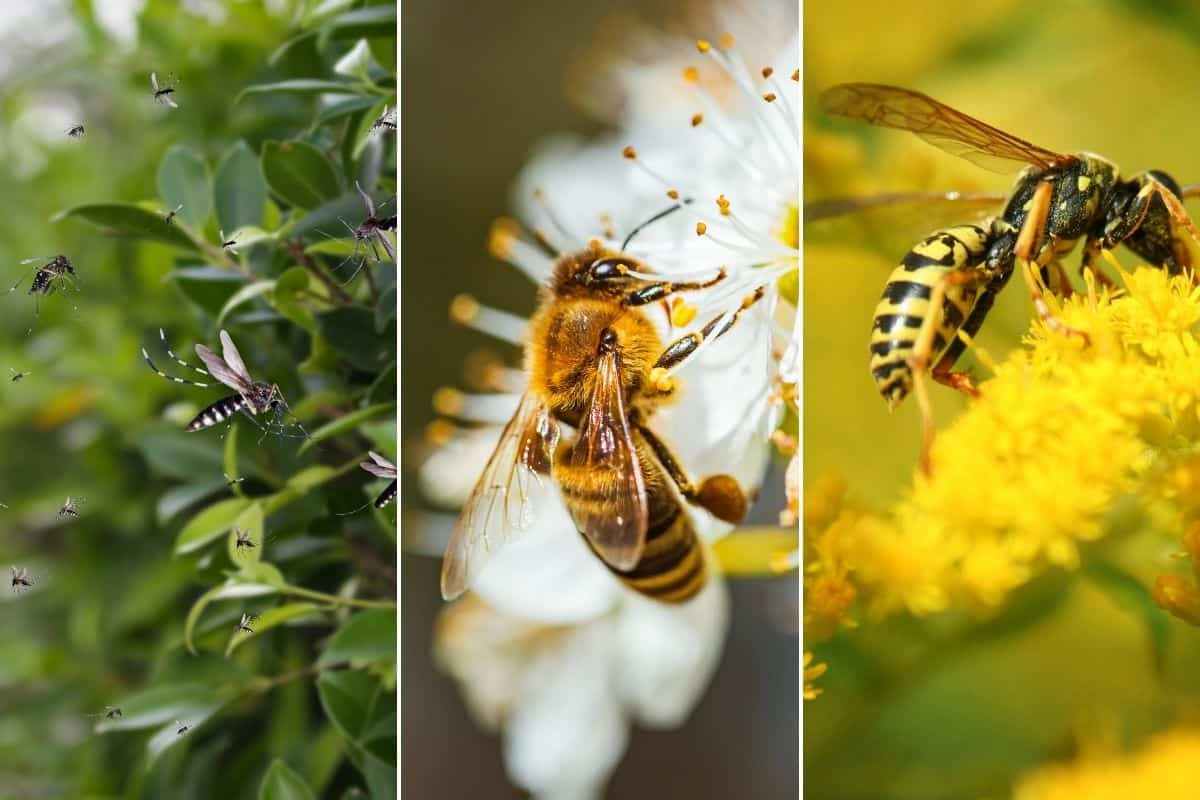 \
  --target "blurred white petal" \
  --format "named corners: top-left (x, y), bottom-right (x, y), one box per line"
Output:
top-left (418, 425), bottom-right (501, 509)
